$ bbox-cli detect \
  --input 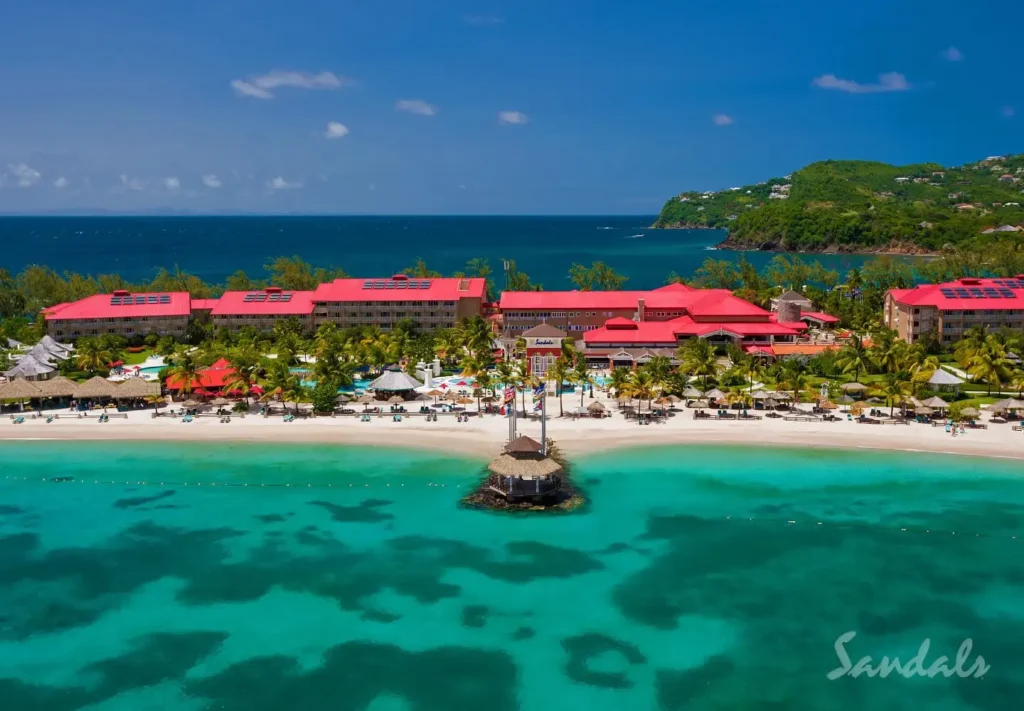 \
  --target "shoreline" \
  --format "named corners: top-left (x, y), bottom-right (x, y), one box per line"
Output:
top-left (3, 414), bottom-right (1023, 462)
